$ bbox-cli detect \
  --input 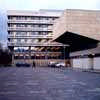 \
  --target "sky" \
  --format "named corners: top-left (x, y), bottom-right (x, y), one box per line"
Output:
top-left (0, 0), bottom-right (100, 10)
top-left (0, 0), bottom-right (100, 47)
